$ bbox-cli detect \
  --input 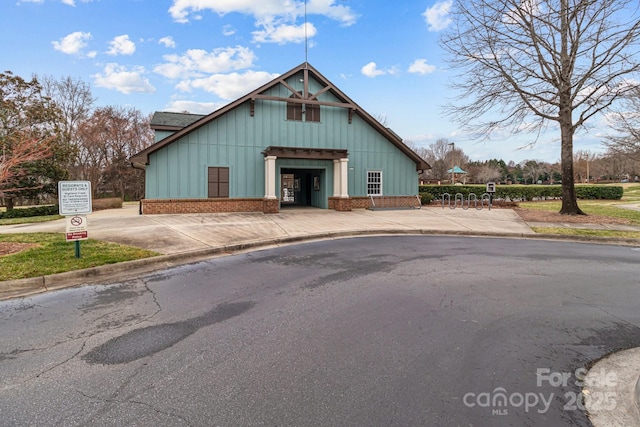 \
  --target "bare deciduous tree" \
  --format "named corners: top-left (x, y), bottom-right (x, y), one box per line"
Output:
top-left (76, 106), bottom-right (153, 200)
top-left (475, 164), bottom-right (503, 183)
top-left (441, 0), bottom-right (640, 214)
top-left (521, 160), bottom-right (548, 184)
top-left (423, 138), bottom-right (460, 181)
top-left (574, 150), bottom-right (598, 183)
top-left (605, 86), bottom-right (640, 158)
top-left (40, 75), bottom-right (95, 143)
